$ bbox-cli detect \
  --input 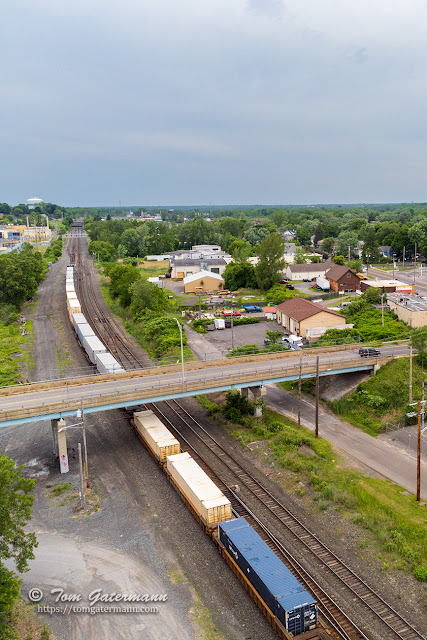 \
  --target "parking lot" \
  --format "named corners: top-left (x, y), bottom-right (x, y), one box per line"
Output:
top-left (186, 319), bottom-right (284, 358)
